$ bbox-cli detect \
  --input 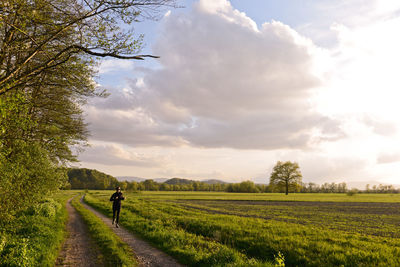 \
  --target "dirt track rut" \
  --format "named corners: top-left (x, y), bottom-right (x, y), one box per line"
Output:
top-left (55, 197), bottom-right (103, 267)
